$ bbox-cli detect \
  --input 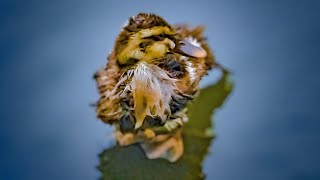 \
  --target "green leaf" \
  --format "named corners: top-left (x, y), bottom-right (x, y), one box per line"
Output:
top-left (97, 69), bottom-right (233, 180)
